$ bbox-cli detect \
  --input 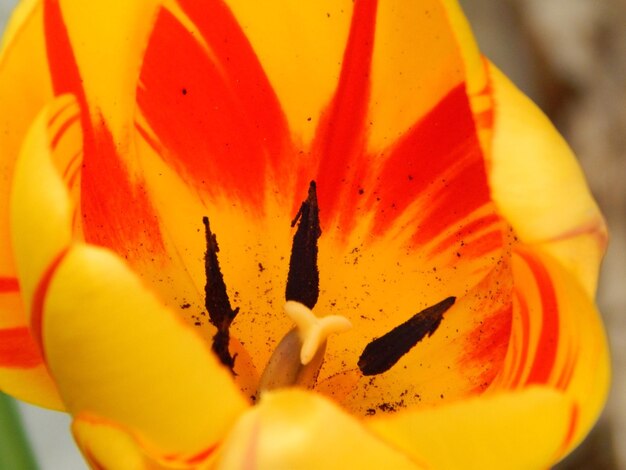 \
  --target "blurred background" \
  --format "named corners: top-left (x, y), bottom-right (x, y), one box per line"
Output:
top-left (1, 0), bottom-right (625, 468)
